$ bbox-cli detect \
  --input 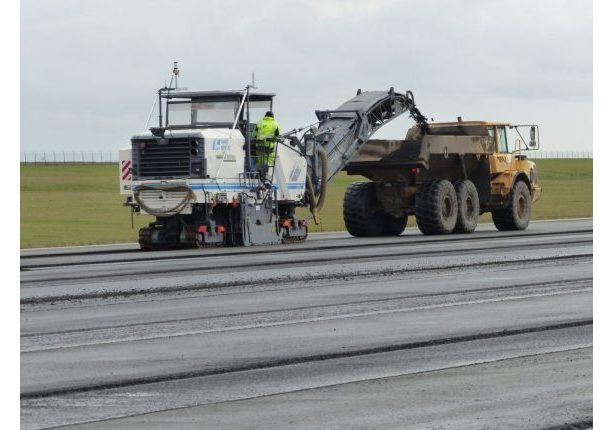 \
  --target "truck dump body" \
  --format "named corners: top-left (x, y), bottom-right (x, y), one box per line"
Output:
top-left (345, 130), bottom-right (494, 185)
